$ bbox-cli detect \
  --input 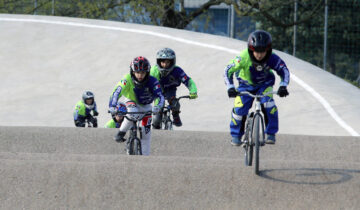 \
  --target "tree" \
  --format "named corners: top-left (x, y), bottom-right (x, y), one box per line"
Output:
top-left (0, 0), bottom-right (322, 29)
